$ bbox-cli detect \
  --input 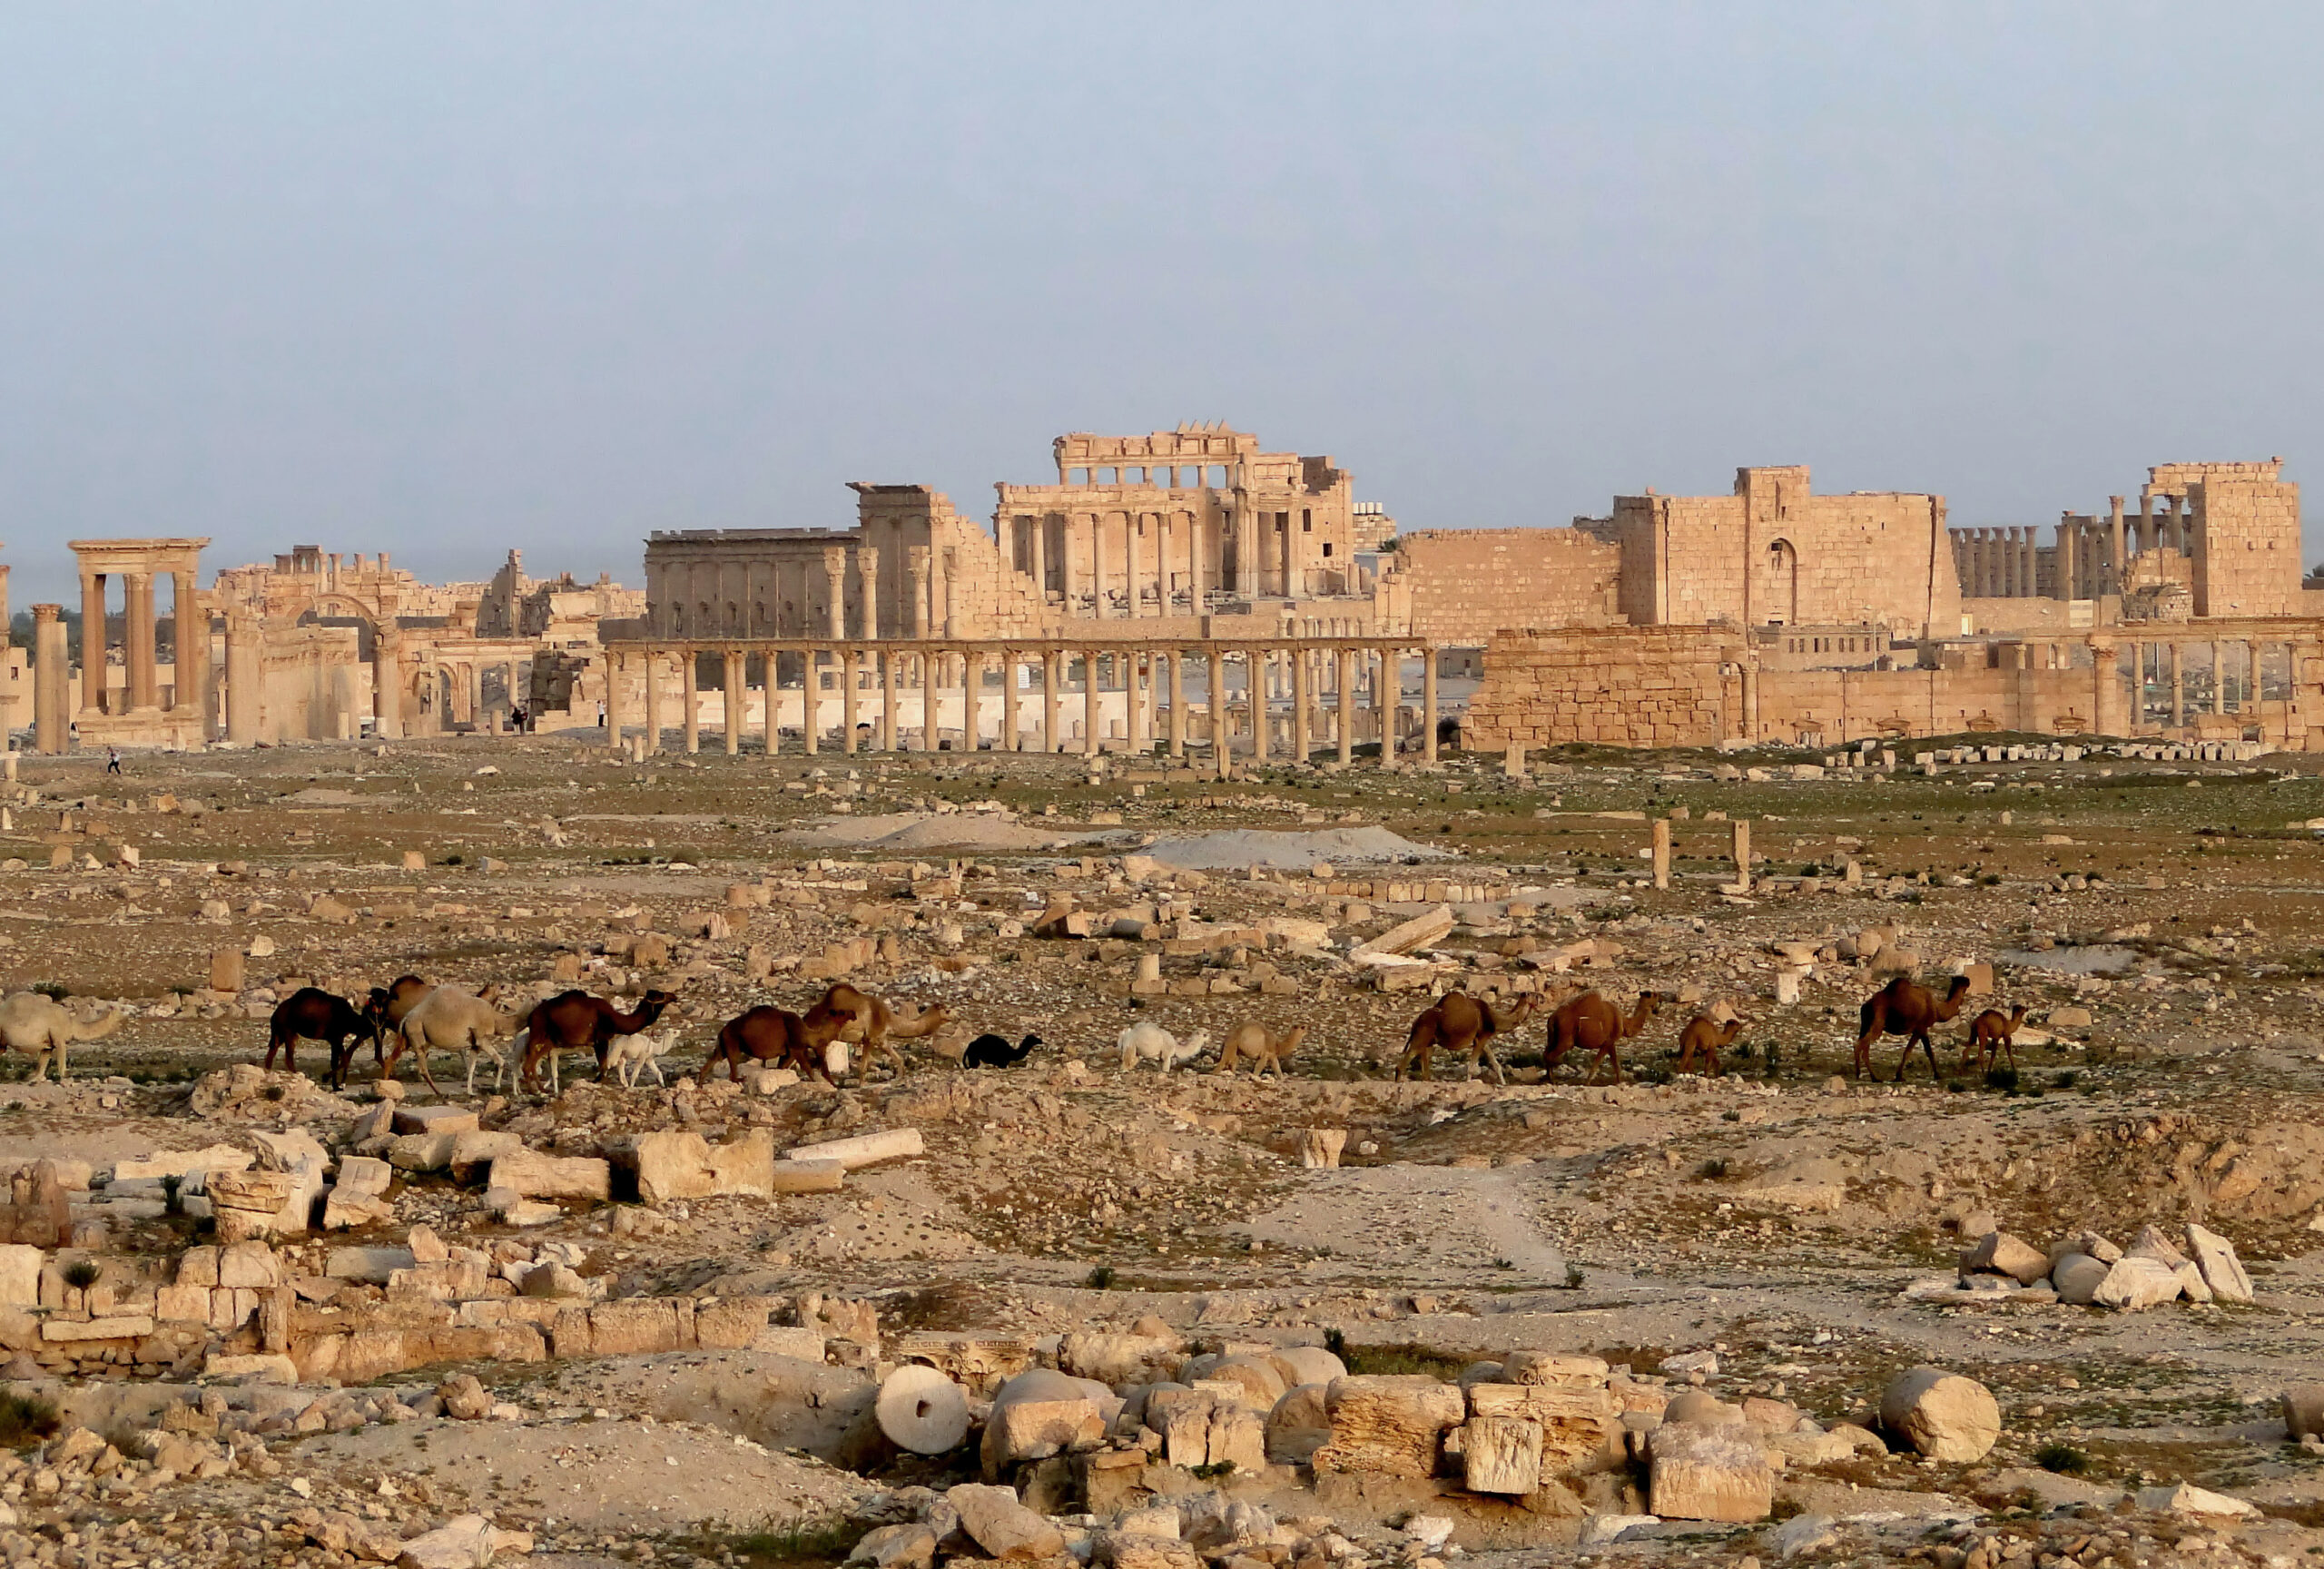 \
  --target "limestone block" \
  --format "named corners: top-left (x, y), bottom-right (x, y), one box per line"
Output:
top-left (218, 1241), bottom-right (281, 1289)
top-left (333, 1156), bottom-right (394, 1199)
top-left (0, 1245), bottom-right (40, 1308)
top-left (42, 1314), bottom-right (153, 1342)
top-left (385, 1132), bottom-right (458, 1173)
top-left (2283, 1384), bottom-right (2324, 1442)
top-left (2051, 1253), bottom-right (2109, 1305)
top-left (769, 1159), bottom-right (846, 1194)
top-left (393, 1513), bottom-right (533, 1569)
top-left (1206, 1402), bottom-right (1265, 1475)
top-left (2092, 1256), bottom-right (2181, 1311)
top-left (1058, 1331), bottom-right (1179, 1386)
top-left (981, 1367), bottom-right (1108, 1477)
top-left (1649, 1423), bottom-right (1773, 1522)
top-left (693, 1297), bottom-right (771, 1351)
top-left (1963, 1231), bottom-right (2050, 1286)
top-left (154, 1284), bottom-right (210, 1322)
top-left (327, 1247), bottom-right (416, 1283)
top-left (1503, 1352), bottom-right (1610, 1388)
top-left (1460, 1415), bottom-right (1541, 1495)
top-left (1878, 1368), bottom-right (2000, 1461)
top-left (585, 1298), bottom-right (690, 1355)
top-left (446, 1130), bottom-right (523, 1179)
top-left (1269, 1345), bottom-right (1346, 1389)
top-left (1311, 1374), bottom-right (1464, 1478)
top-left (945, 1484), bottom-right (1064, 1561)
top-left (487, 1150), bottom-right (611, 1202)
top-left (2183, 1223), bottom-right (2253, 1303)
top-left (391, 1105), bottom-right (478, 1137)
top-left (1465, 1382), bottom-right (1620, 1472)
